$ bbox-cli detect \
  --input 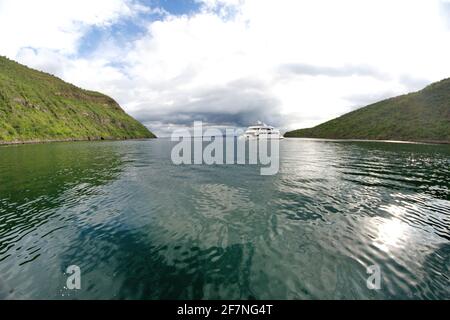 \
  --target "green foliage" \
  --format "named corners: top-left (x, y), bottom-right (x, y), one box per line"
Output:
top-left (0, 56), bottom-right (156, 143)
top-left (284, 79), bottom-right (450, 143)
